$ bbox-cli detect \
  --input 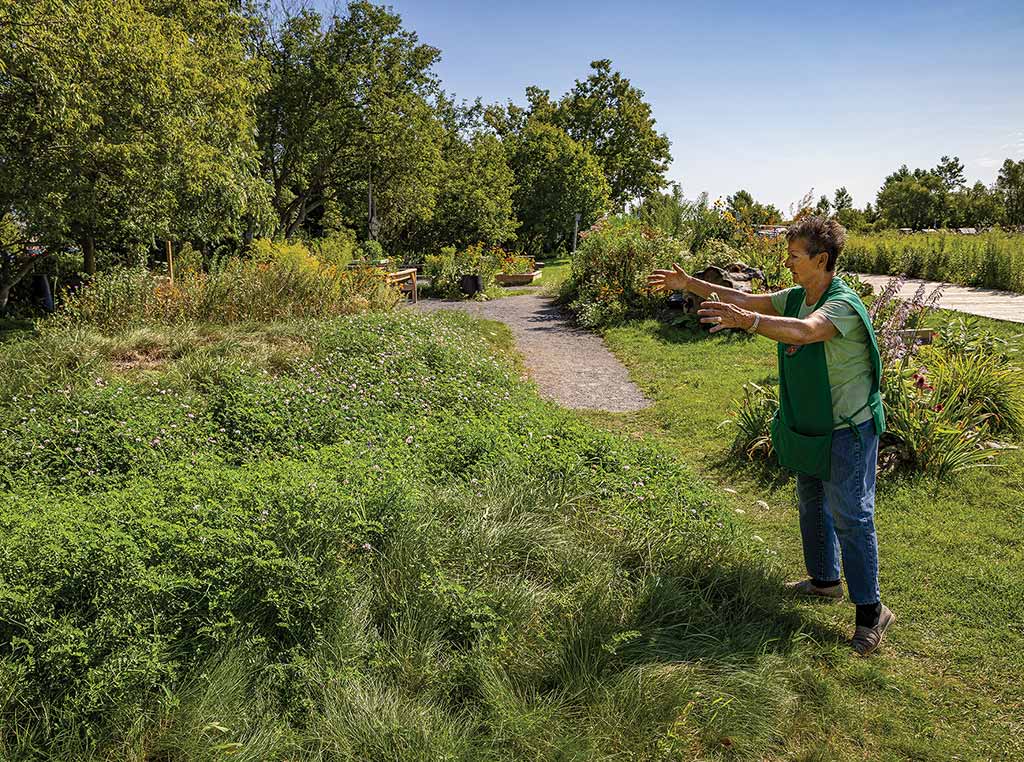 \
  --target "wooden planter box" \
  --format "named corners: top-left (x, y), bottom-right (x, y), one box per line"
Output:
top-left (495, 271), bottom-right (541, 287)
